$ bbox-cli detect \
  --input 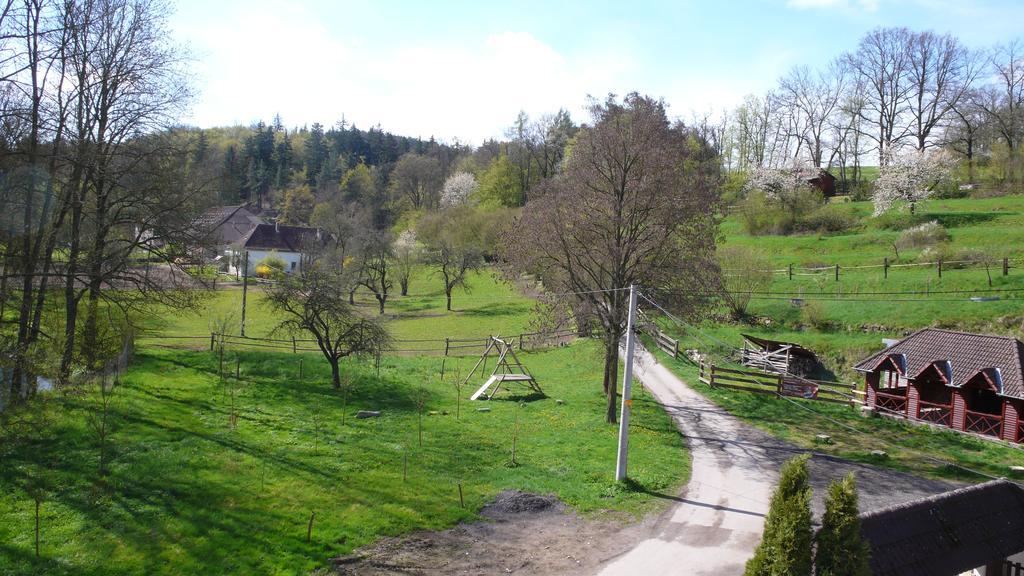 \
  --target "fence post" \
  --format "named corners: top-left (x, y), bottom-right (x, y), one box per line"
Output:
top-left (1004, 257), bottom-right (1010, 276)
top-left (884, 257), bottom-right (889, 279)
top-left (709, 365), bottom-right (716, 388)
top-left (777, 373), bottom-right (784, 395)
top-left (292, 337), bottom-right (297, 353)
top-left (518, 333), bottom-right (523, 351)
top-left (834, 264), bottom-right (839, 282)
top-left (788, 264), bottom-right (793, 280)
top-left (210, 333), bottom-right (215, 351)
top-left (444, 338), bottom-right (450, 357)
top-left (938, 258), bottom-right (943, 278)
top-left (673, 339), bottom-right (679, 359)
